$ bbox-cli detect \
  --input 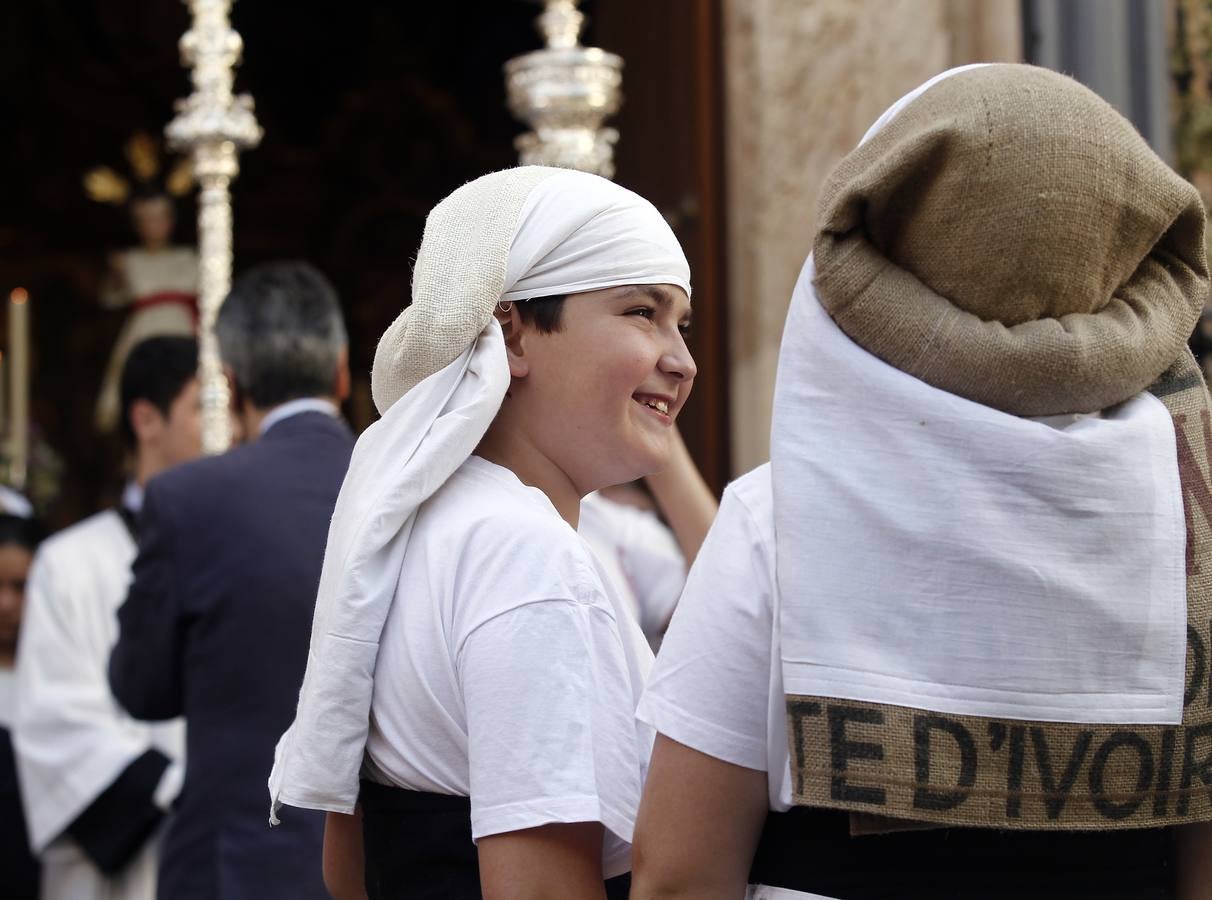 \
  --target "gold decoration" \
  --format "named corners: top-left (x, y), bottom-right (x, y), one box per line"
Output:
top-left (125, 132), bottom-right (162, 182)
top-left (165, 158), bottom-right (195, 197)
top-left (82, 166), bottom-right (131, 206)
top-left (84, 131), bottom-right (192, 204)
